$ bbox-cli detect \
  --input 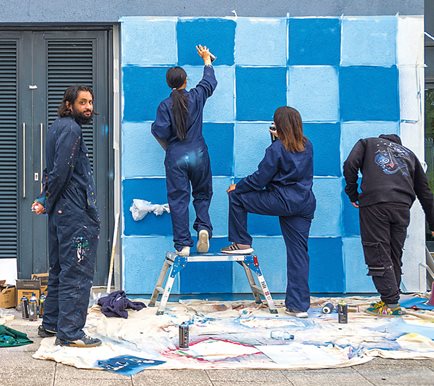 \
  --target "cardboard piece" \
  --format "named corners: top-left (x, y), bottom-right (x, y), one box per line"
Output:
top-left (32, 273), bottom-right (48, 295)
top-left (0, 280), bottom-right (17, 308)
top-left (16, 278), bottom-right (41, 307)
